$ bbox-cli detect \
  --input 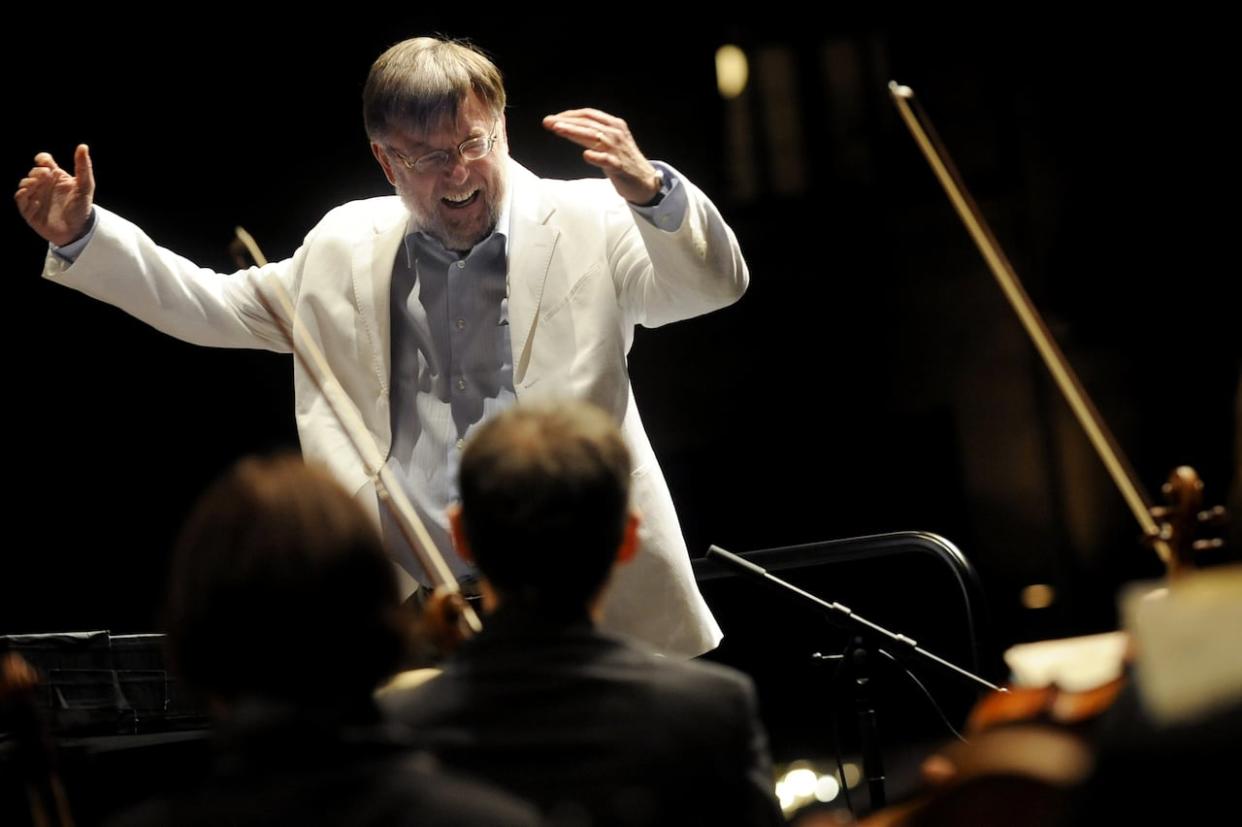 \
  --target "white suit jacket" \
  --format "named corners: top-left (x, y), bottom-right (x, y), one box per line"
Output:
top-left (42, 160), bottom-right (748, 657)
